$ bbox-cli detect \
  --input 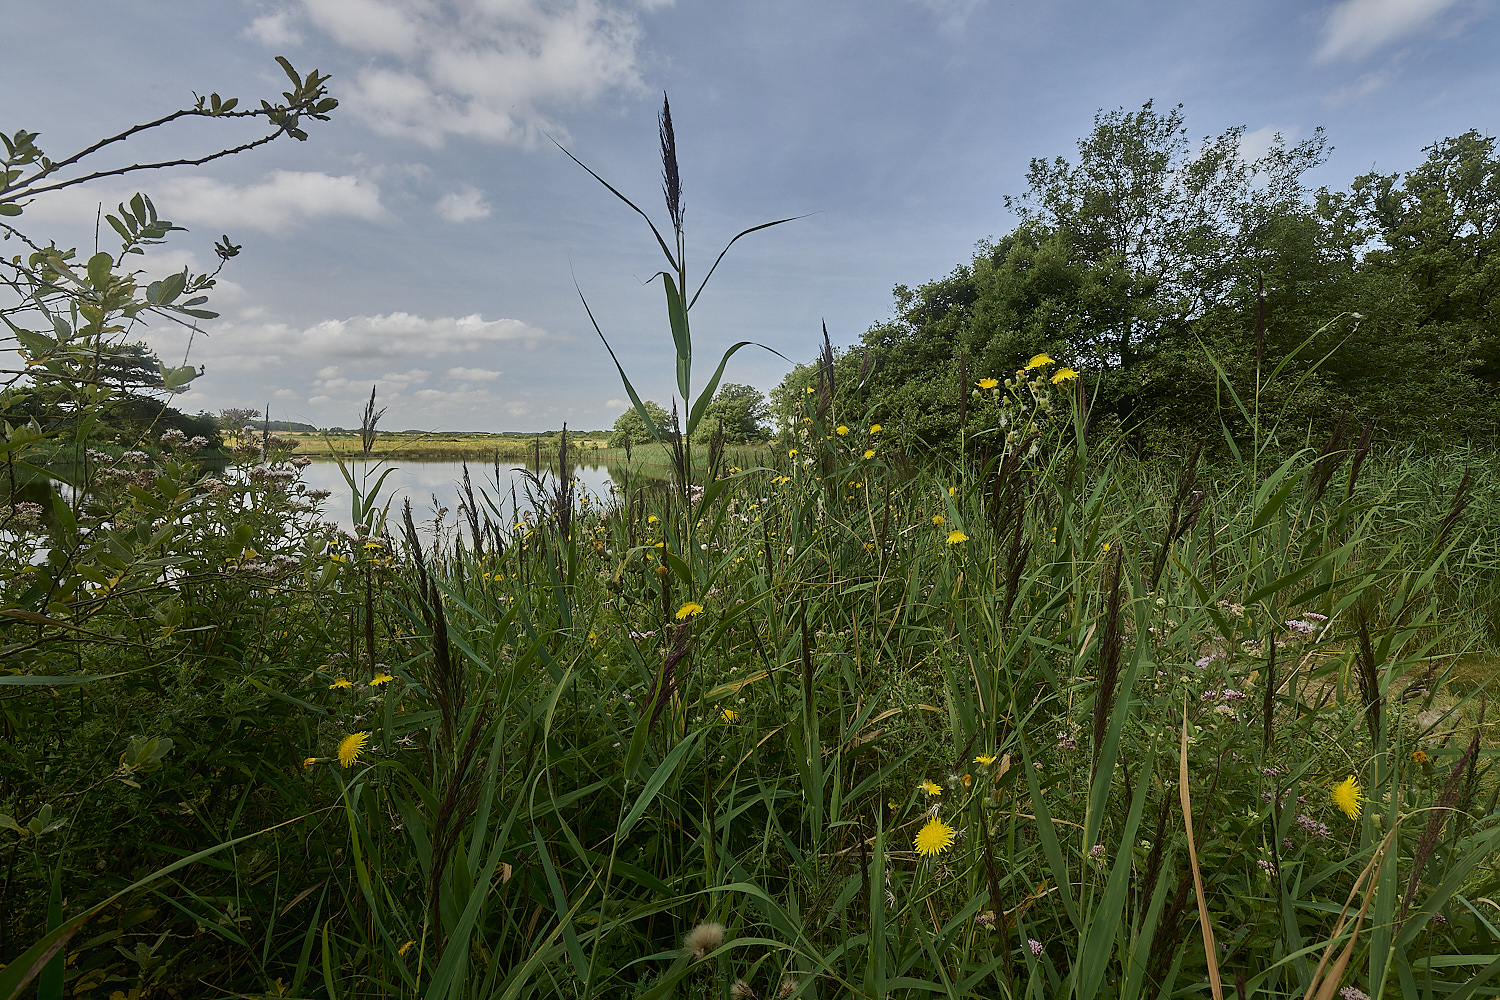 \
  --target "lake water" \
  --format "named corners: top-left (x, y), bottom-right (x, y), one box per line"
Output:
top-left (298, 460), bottom-right (619, 536)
